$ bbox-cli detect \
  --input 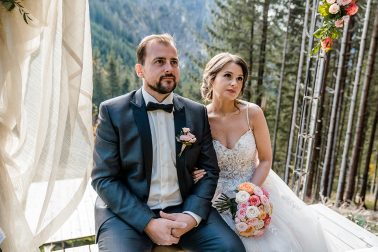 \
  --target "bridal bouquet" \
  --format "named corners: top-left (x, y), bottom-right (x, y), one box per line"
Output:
top-left (214, 182), bottom-right (272, 237)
